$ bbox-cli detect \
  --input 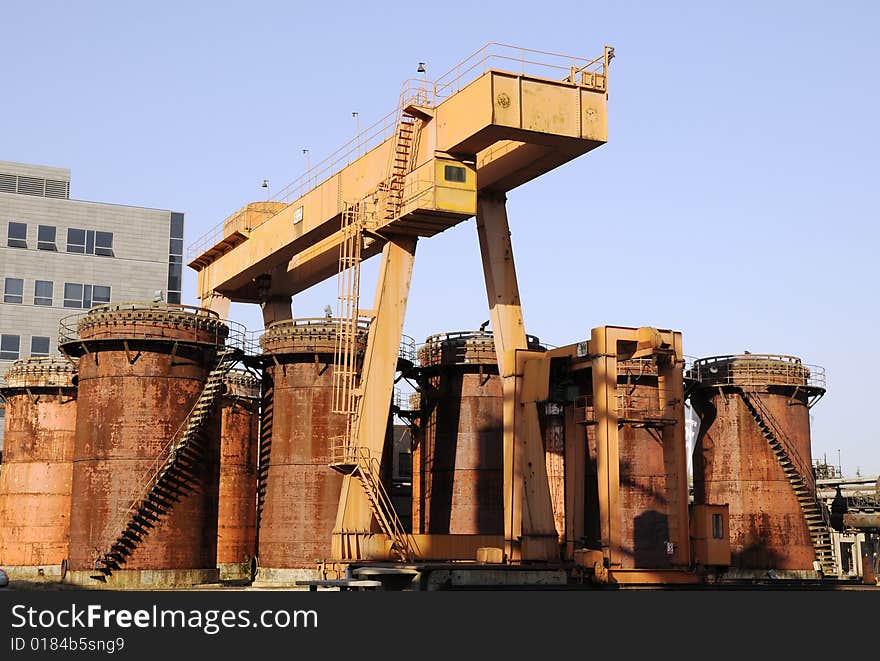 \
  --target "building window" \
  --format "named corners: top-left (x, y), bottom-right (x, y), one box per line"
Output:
top-left (444, 164), bottom-right (467, 183)
top-left (63, 282), bottom-right (111, 309)
top-left (167, 211), bottom-right (184, 305)
top-left (95, 231), bottom-right (114, 257)
top-left (34, 280), bottom-right (53, 306)
top-left (0, 334), bottom-right (20, 360)
top-left (37, 225), bottom-right (57, 251)
top-left (4, 278), bottom-right (23, 304)
top-left (66, 228), bottom-right (113, 256)
top-left (711, 513), bottom-right (724, 539)
top-left (30, 336), bottom-right (50, 357)
top-left (7, 221), bottom-right (27, 248)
